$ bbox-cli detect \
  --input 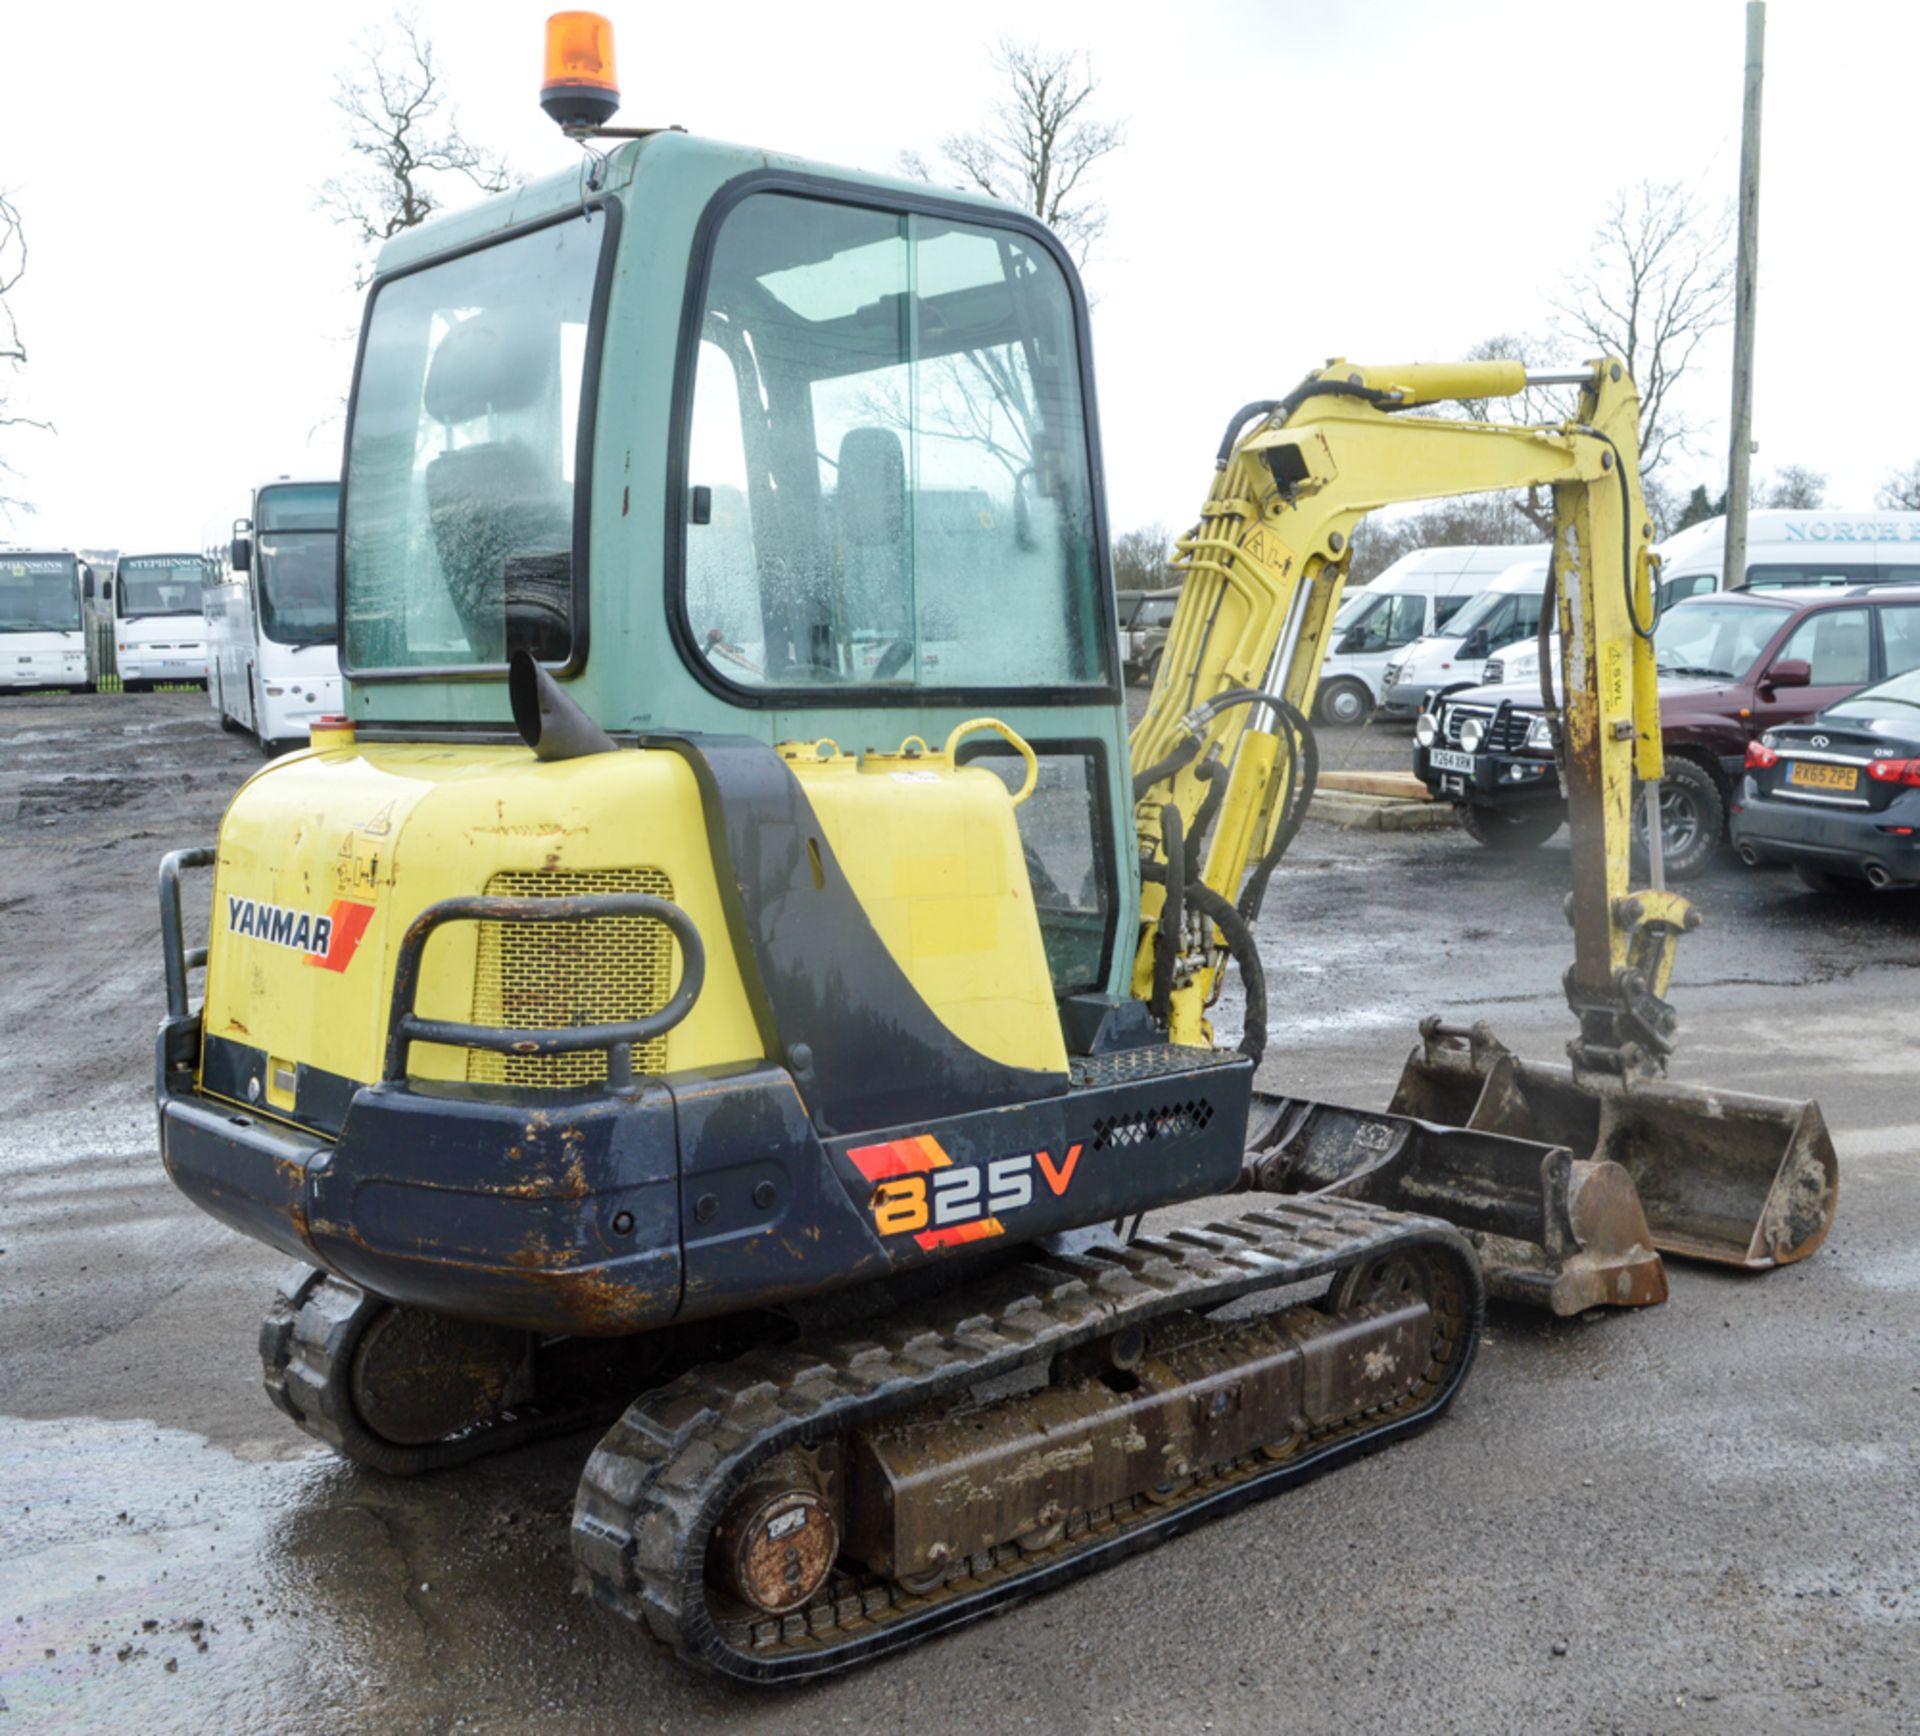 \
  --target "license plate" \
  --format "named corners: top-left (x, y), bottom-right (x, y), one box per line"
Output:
top-left (1430, 748), bottom-right (1475, 774)
top-left (1787, 760), bottom-right (1858, 792)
